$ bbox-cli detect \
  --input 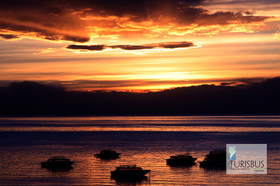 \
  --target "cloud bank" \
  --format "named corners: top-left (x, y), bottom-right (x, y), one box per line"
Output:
top-left (0, 33), bottom-right (19, 40)
top-left (0, 0), bottom-right (272, 43)
top-left (66, 42), bottom-right (195, 51)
